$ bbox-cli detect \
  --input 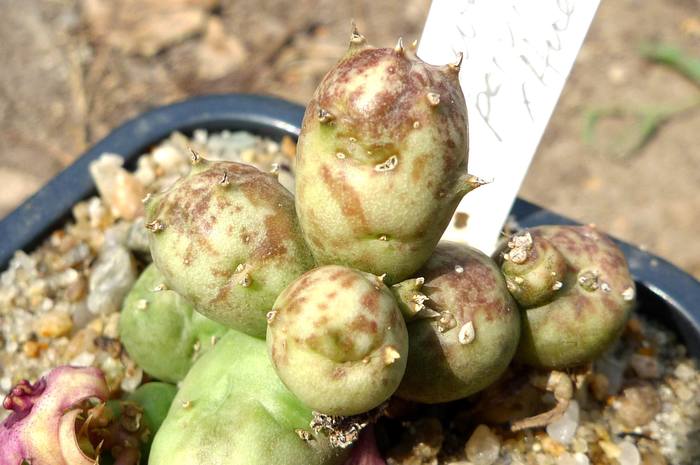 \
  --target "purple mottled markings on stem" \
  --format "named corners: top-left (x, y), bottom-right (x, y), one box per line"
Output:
top-left (296, 29), bottom-right (478, 284)
top-left (145, 159), bottom-right (314, 337)
top-left (267, 265), bottom-right (408, 416)
top-left (394, 242), bottom-right (520, 404)
top-left (498, 225), bottom-right (635, 369)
